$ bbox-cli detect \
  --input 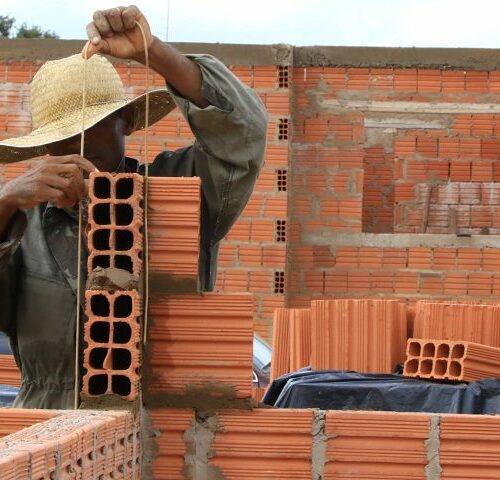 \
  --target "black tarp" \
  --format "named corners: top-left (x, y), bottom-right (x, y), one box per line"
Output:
top-left (262, 369), bottom-right (500, 414)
